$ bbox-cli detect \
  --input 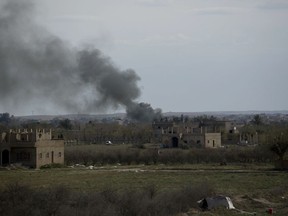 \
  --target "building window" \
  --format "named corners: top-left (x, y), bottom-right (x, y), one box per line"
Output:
top-left (207, 140), bottom-right (210, 143)
top-left (46, 153), bottom-right (49, 158)
top-left (58, 152), bottom-right (62, 157)
top-left (39, 153), bottom-right (42, 159)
